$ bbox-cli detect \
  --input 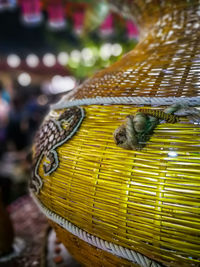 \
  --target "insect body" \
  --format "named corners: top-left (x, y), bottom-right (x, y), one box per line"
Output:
top-left (137, 109), bottom-right (179, 123)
